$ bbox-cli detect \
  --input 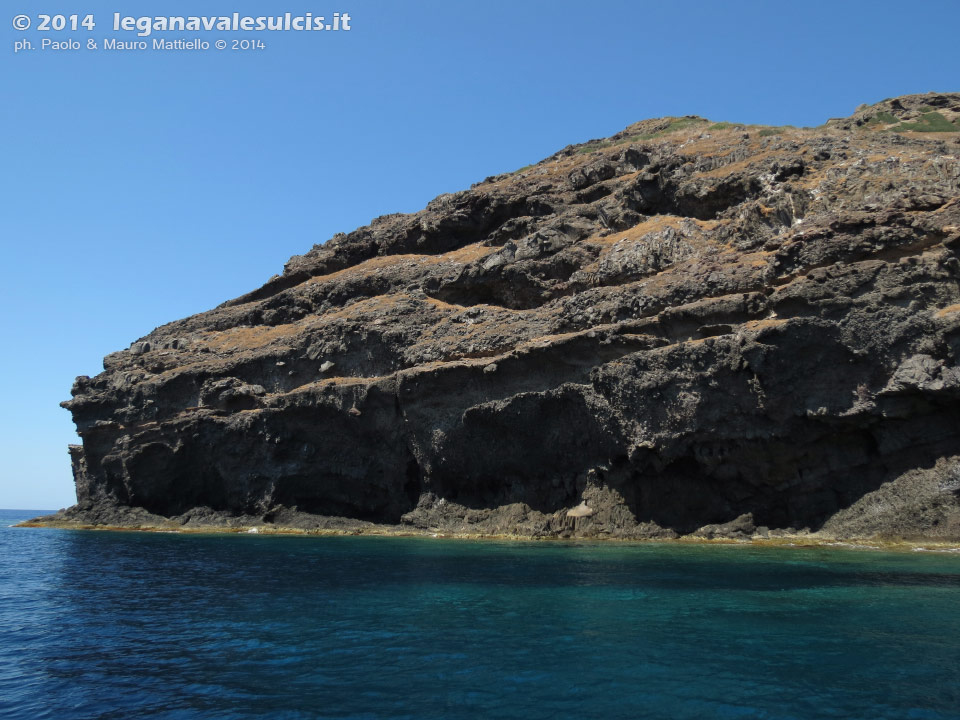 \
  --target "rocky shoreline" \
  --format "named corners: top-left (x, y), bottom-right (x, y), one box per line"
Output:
top-left (18, 515), bottom-right (960, 553)
top-left (21, 485), bottom-right (960, 550)
top-left (47, 93), bottom-right (960, 543)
